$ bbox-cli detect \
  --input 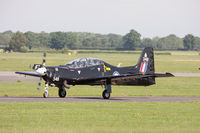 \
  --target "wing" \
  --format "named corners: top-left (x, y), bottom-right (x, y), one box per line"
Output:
top-left (76, 72), bottom-right (174, 82)
top-left (15, 71), bottom-right (42, 77)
